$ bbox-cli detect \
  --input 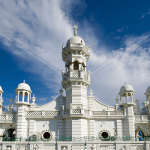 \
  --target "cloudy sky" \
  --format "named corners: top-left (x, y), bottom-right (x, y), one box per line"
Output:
top-left (0, 0), bottom-right (150, 109)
